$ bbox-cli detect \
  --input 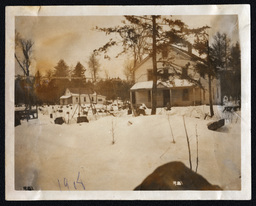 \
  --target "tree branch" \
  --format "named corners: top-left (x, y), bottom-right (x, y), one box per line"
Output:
top-left (15, 53), bottom-right (27, 76)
